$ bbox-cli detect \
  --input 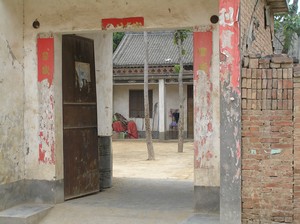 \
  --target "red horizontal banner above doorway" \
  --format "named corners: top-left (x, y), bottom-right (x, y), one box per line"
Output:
top-left (102, 17), bottom-right (144, 30)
